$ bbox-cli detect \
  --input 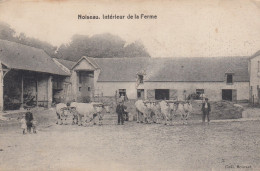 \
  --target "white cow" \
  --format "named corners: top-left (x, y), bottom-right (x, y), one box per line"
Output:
top-left (56, 103), bottom-right (69, 125)
top-left (70, 102), bottom-right (104, 126)
top-left (148, 102), bottom-right (162, 124)
top-left (178, 101), bottom-right (193, 124)
top-left (159, 100), bottom-right (173, 125)
top-left (135, 100), bottom-right (151, 124)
